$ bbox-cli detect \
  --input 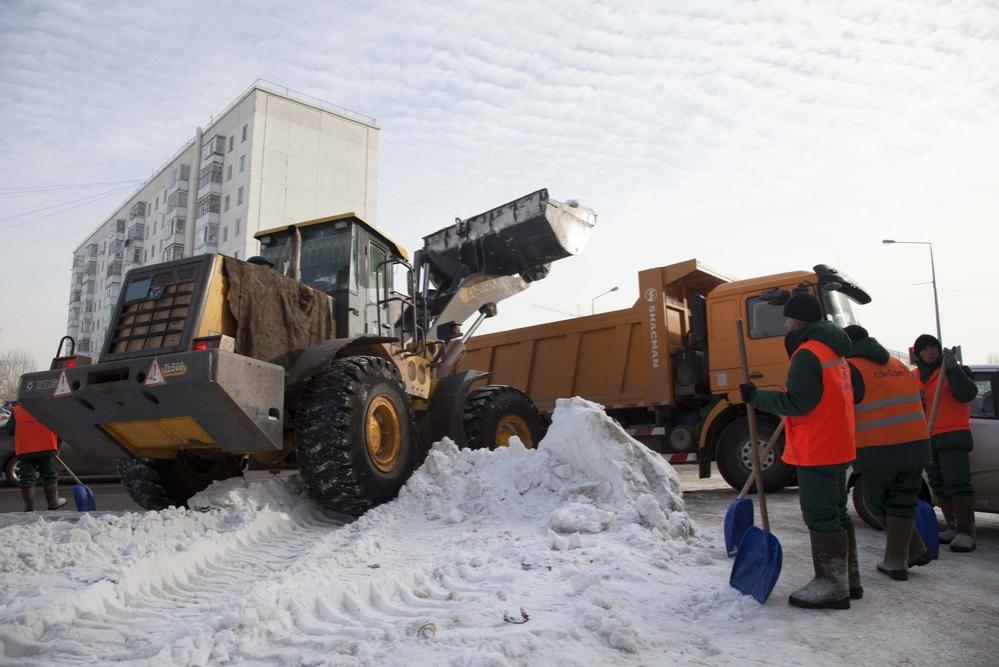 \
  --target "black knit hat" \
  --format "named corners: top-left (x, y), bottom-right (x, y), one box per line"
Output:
top-left (844, 324), bottom-right (869, 341)
top-left (913, 334), bottom-right (940, 354)
top-left (782, 293), bottom-right (822, 323)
